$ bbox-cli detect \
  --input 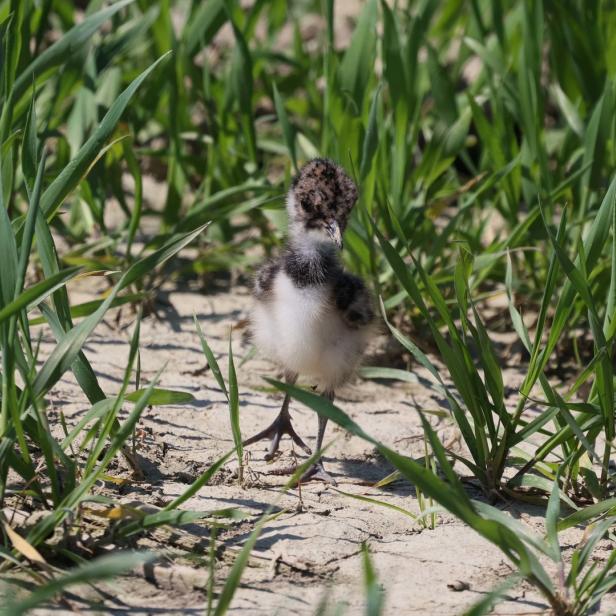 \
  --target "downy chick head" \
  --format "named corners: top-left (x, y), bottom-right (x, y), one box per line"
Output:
top-left (287, 158), bottom-right (358, 250)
